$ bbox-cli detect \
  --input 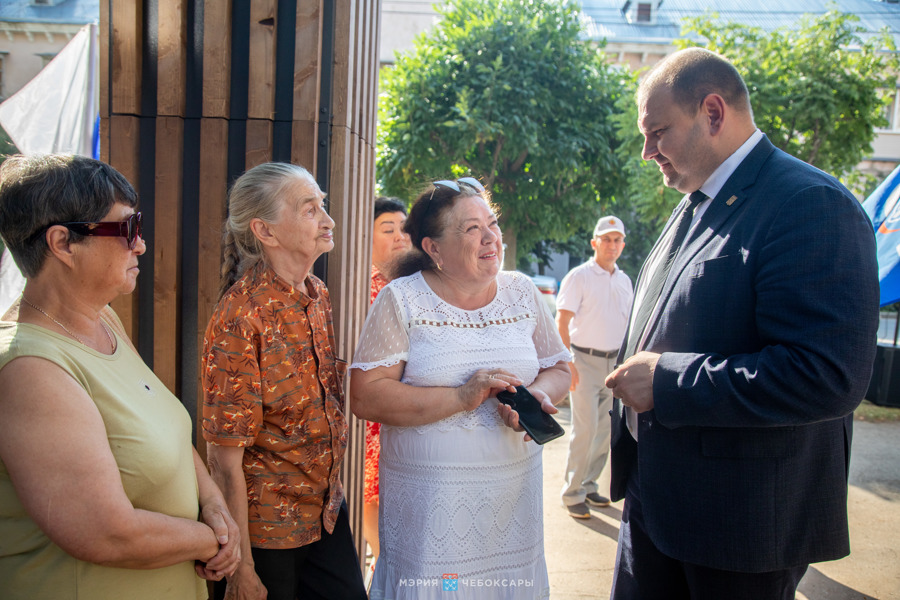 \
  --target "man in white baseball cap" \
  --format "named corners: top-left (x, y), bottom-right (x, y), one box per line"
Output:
top-left (557, 215), bottom-right (633, 519)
